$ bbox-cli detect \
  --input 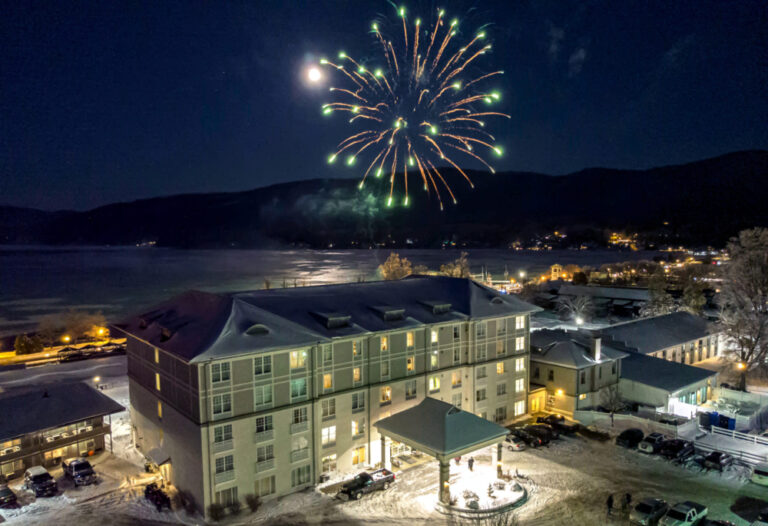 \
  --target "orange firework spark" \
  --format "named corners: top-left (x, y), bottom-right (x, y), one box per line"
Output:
top-left (319, 7), bottom-right (508, 208)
